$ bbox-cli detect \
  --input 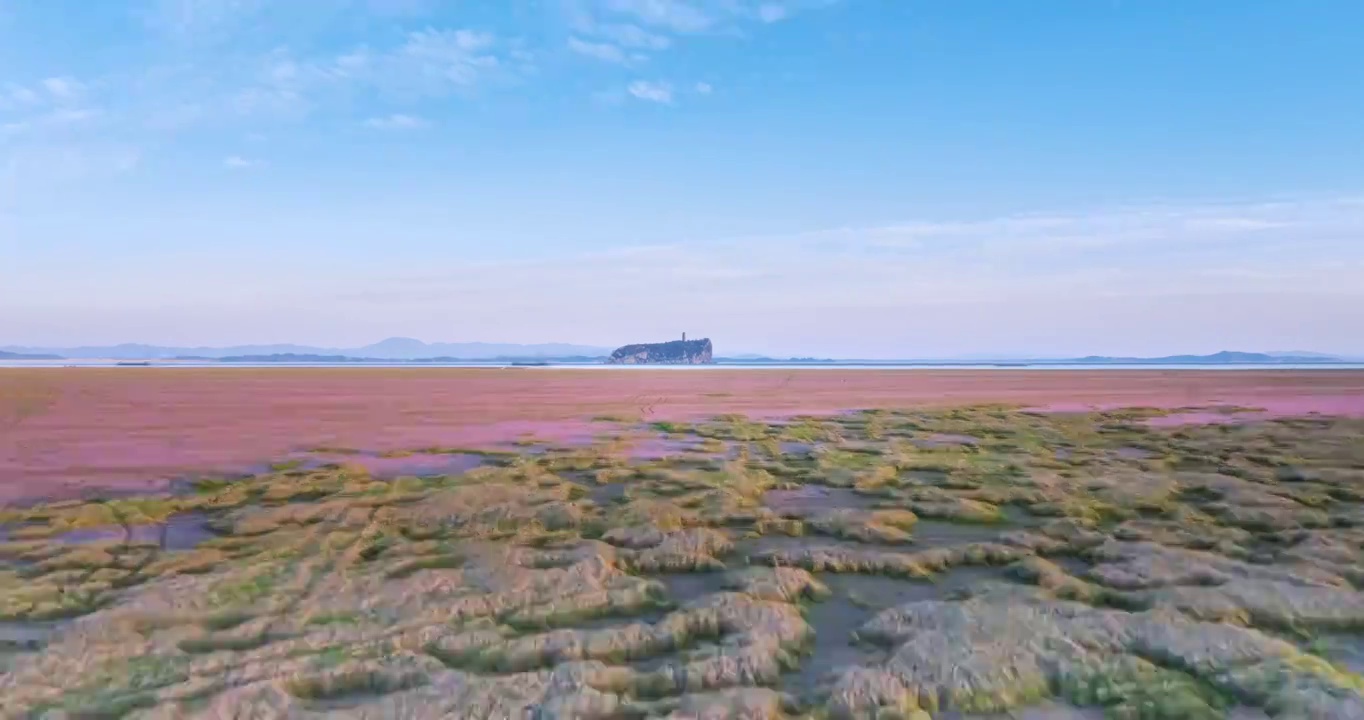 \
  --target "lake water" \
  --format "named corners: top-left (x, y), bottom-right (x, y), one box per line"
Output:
top-left (3, 360), bottom-right (1363, 370)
